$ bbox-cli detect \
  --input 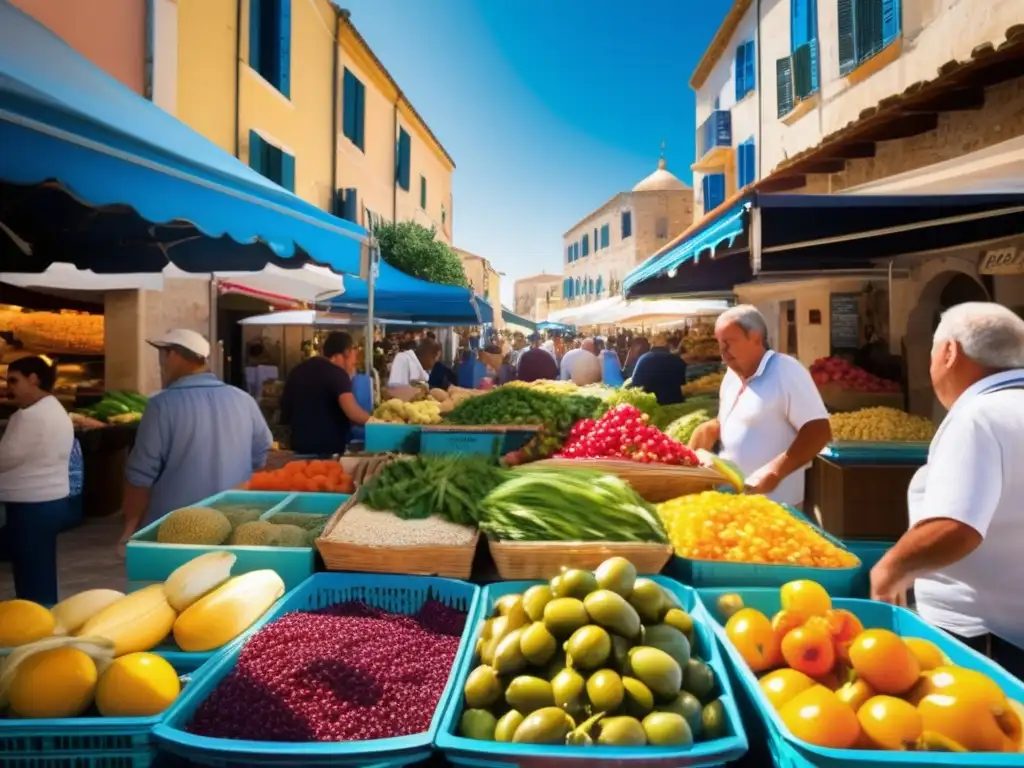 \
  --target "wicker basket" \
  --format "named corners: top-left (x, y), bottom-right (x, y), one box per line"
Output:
top-left (315, 494), bottom-right (479, 579)
top-left (529, 459), bottom-right (723, 503)
top-left (488, 539), bottom-right (673, 580)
